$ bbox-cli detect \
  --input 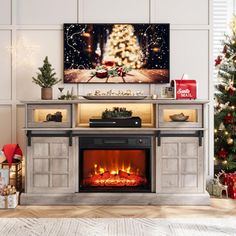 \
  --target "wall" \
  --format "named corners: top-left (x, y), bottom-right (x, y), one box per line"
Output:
top-left (0, 0), bottom-right (213, 176)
